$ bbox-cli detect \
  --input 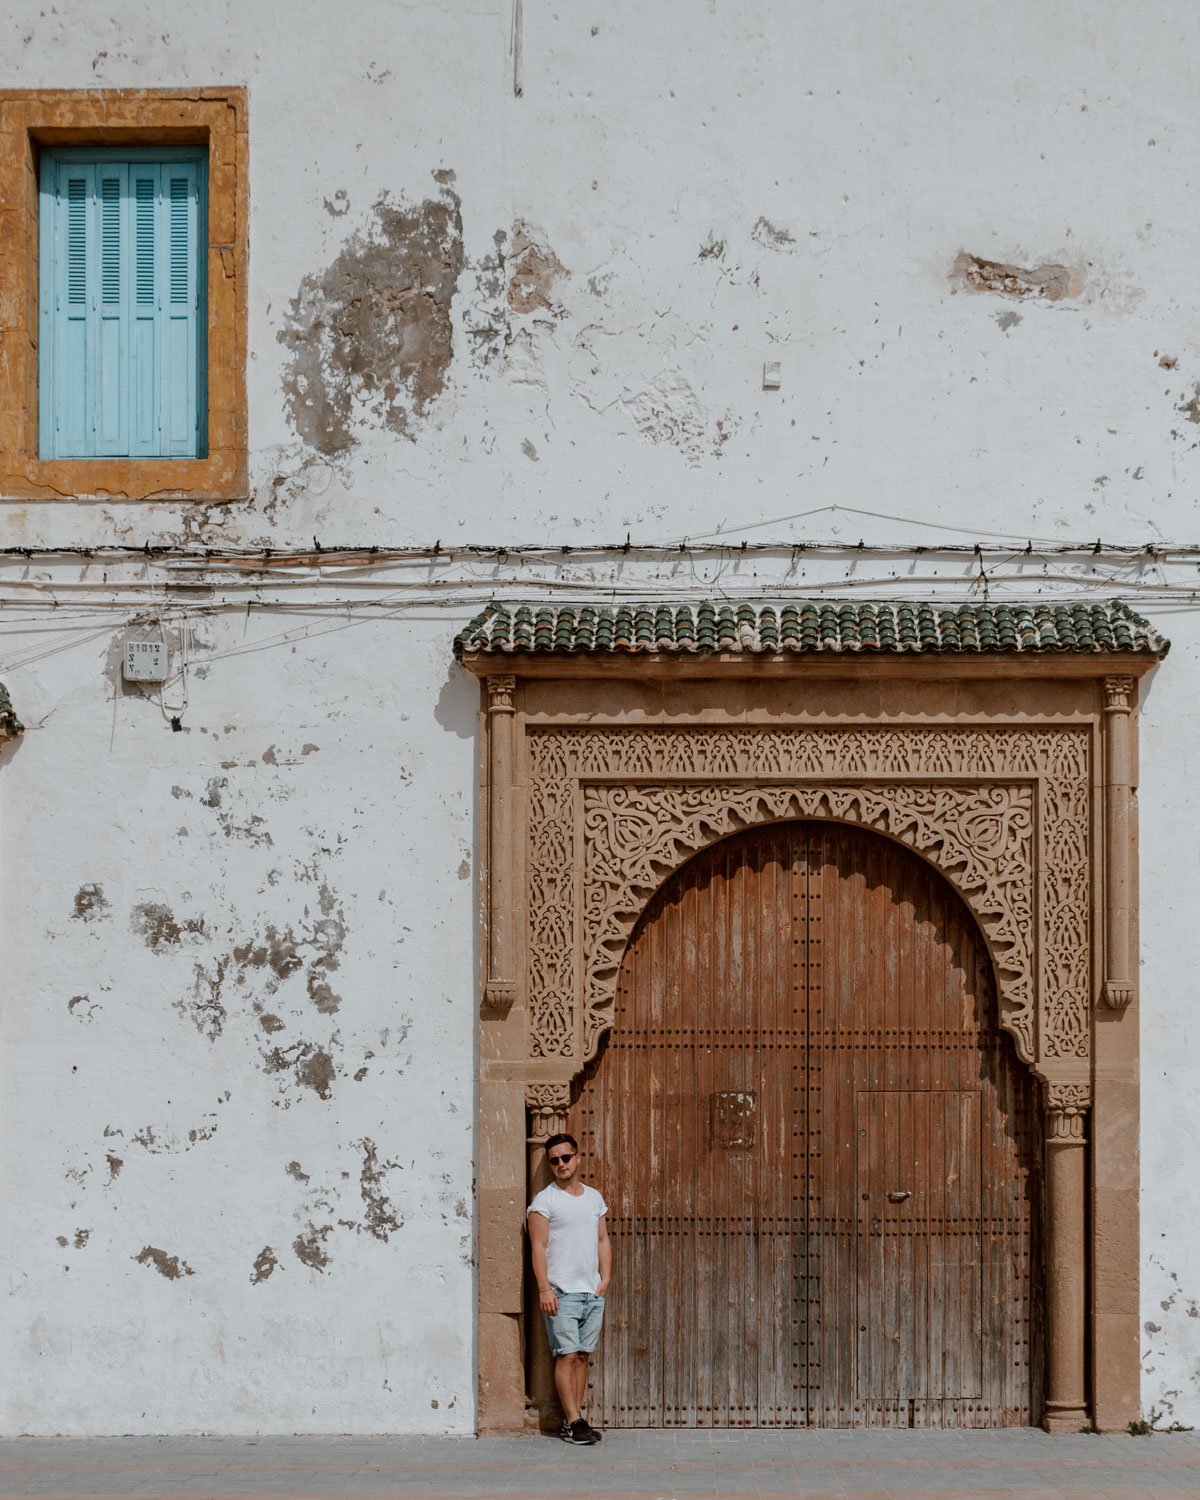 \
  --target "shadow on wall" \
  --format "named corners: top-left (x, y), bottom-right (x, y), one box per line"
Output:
top-left (1137, 655), bottom-right (1166, 715)
top-left (435, 662), bottom-right (479, 741)
top-left (0, 732), bottom-right (24, 772)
